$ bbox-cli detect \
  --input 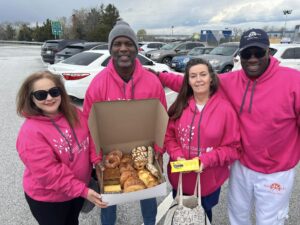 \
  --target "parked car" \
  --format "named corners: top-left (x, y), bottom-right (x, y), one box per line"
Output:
top-left (138, 42), bottom-right (166, 55)
top-left (232, 44), bottom-right (300, 71)
top-left (171, 46), bottom-right (214, 72)
top-left (196, 42), bottom-right (239, 73)
top-left (54, 42), bottom-right (104, 63)
top-left (145, 41), bottom-right (206, 65)
top-left (41, 39), bottom-right (84, 64)
top-left (48, 50), bottom-right (172, 99)
top-left (91, 43), bottom-right (109, 50)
